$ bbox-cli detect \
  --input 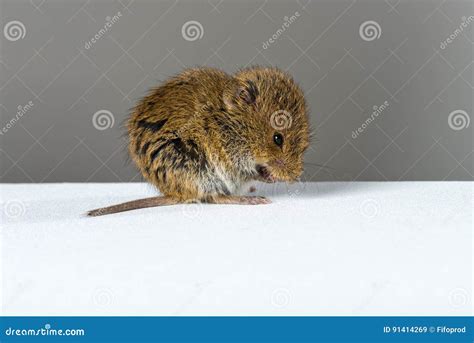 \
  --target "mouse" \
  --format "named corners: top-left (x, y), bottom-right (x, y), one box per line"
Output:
top-left (87, 66), bottom-right (310, 216)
